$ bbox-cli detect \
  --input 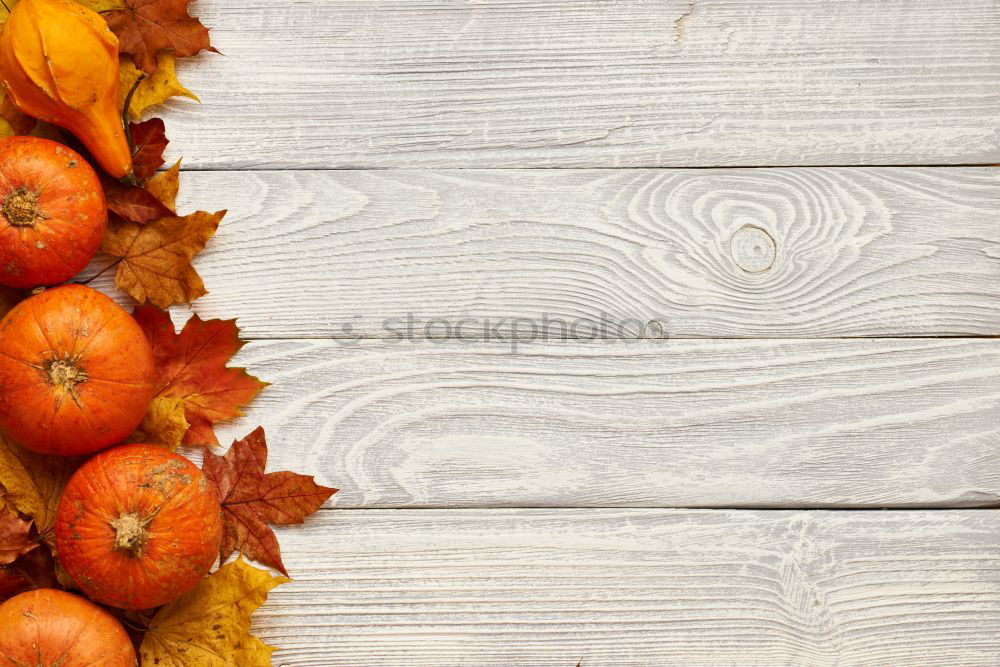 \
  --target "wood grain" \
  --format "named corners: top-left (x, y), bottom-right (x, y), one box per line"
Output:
top-left (92, 167), bottom-right (1000, 339)
top-left (161, 0), bottom-right (1000, 169)
top-left (214, 337), bottom-right (1000, 508)
top-left (257, 508), bottom-right (1000, 665)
